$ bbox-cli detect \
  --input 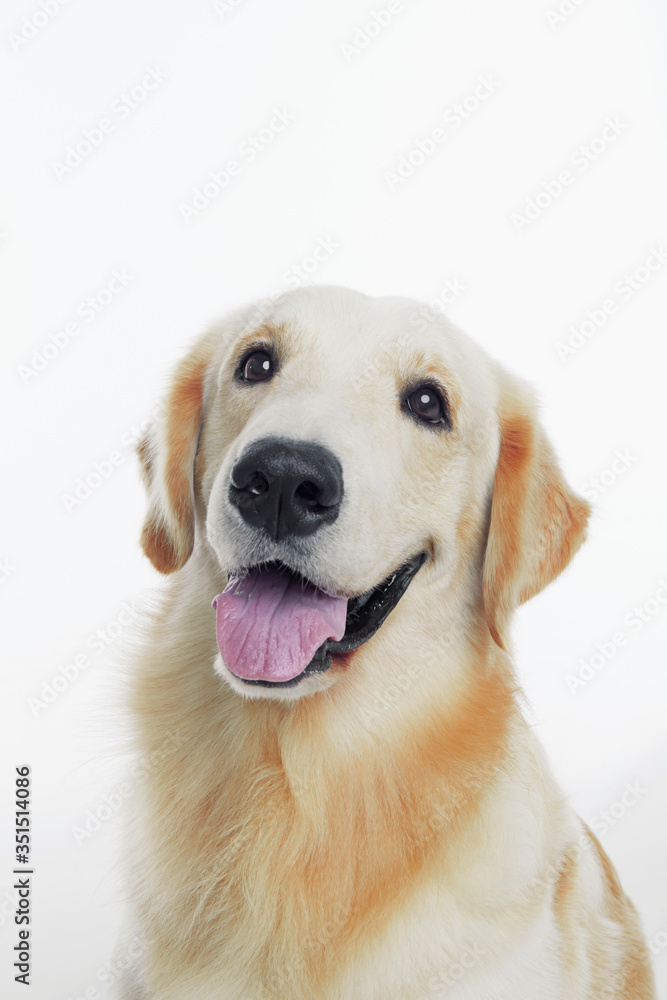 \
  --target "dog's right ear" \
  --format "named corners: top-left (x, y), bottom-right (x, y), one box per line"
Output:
top-left (137, 342), bottom-right (213, 574)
